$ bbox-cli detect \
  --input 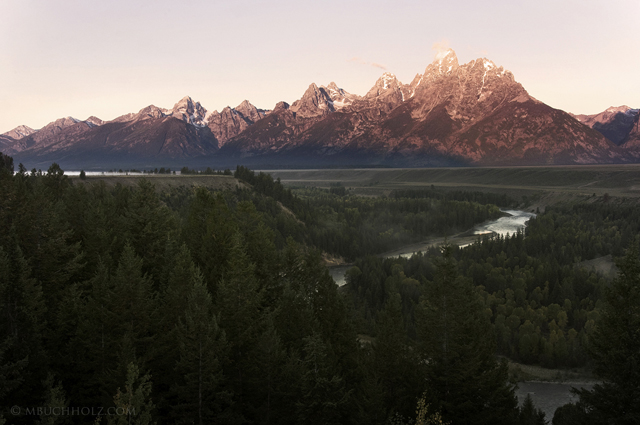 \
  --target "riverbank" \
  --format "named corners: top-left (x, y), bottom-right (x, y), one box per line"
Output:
top-left (329, 209), bottom-right (535, 286)
top-left (514, 381), bottom-right (595, 421)
top-left (508, 361), bottom-right (596, 384)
